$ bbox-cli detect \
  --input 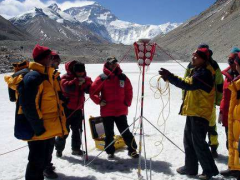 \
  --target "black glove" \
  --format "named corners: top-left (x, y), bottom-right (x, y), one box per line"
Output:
top-left (158, 68), bottom-right (172, 81)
